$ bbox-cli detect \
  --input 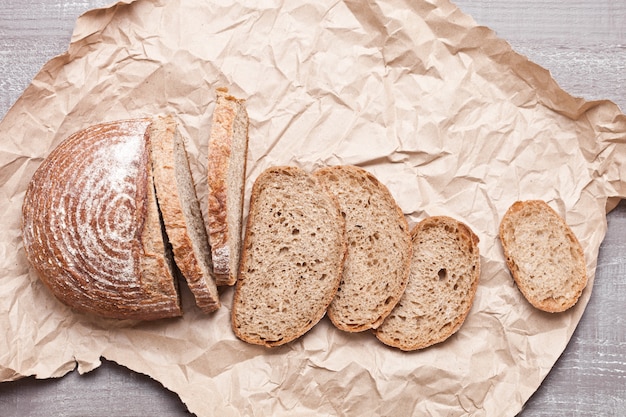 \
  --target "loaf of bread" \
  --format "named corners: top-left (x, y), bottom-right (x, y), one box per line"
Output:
top-left (313, 165), bottom-right (411, 332)
top-left (21, 119), bottom-right (182, 320)
top-left (499, 200), bottom-right (587, 312)
top-left (206, 88), bottom-right (249, 286)
top-left (147, 115), bottom-right (220, 313)
top-left (231, 166), bottom-right (346, 347)
top-left (375, 216), bottom-right (481, 351)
